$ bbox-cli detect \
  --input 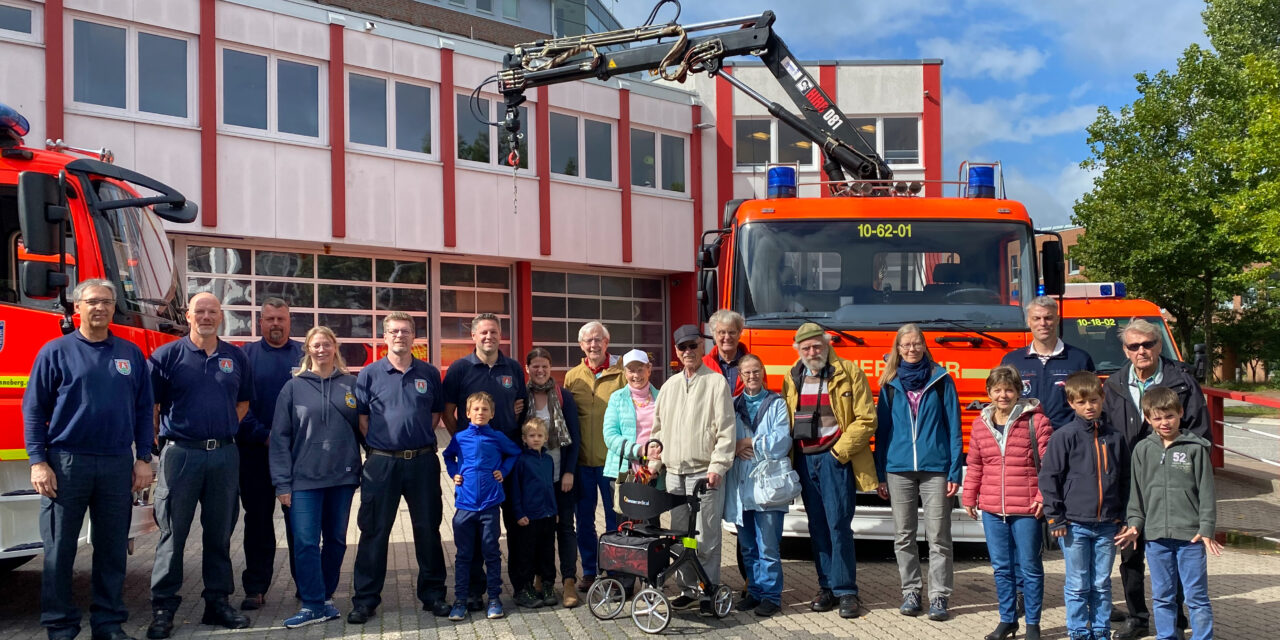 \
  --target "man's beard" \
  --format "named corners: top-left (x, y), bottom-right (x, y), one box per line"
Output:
top-left (802, 352), bottom-right (828, 374)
